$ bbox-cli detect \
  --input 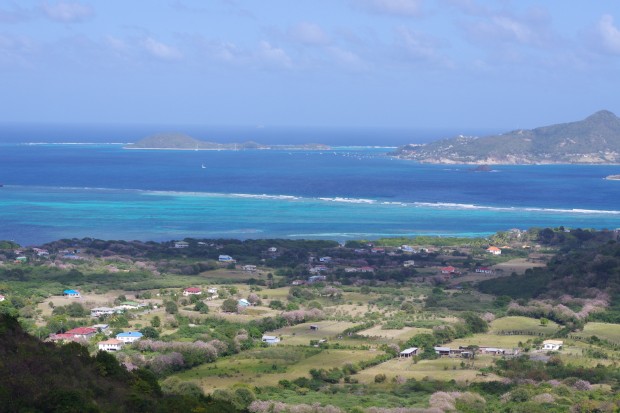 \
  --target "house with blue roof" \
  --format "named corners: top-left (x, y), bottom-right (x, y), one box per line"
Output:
top-left (63, 289), bottom-right (80, 298)
top-left (116, 331), bottom-right (144, 343)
